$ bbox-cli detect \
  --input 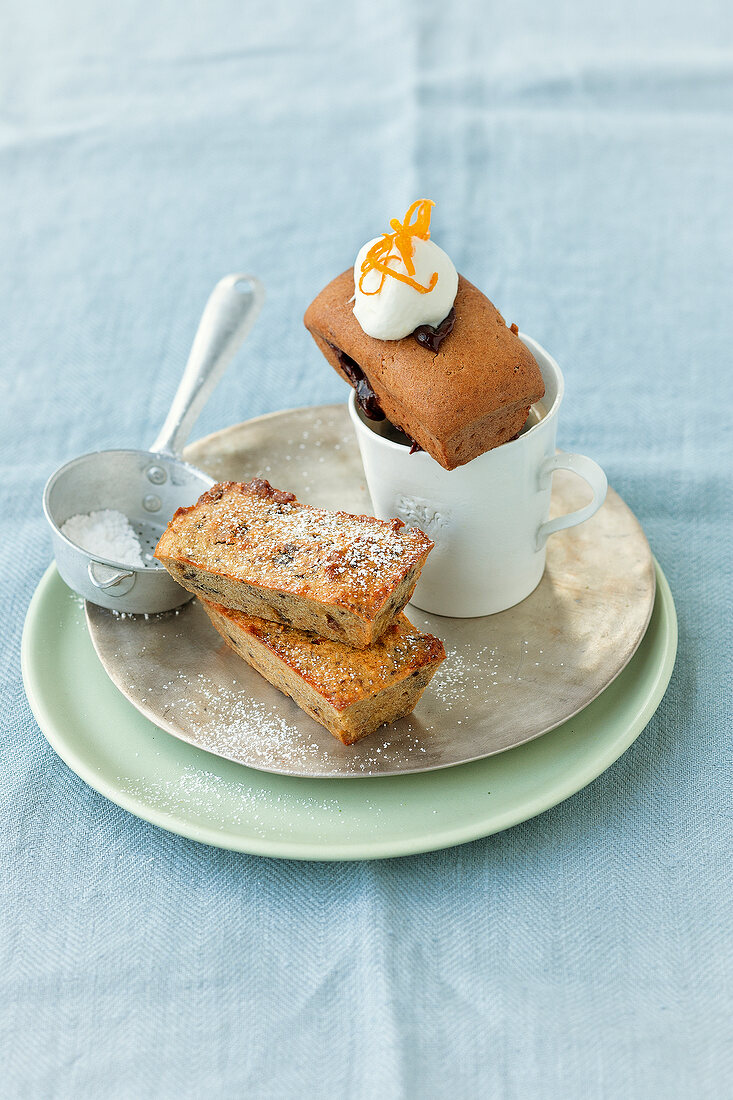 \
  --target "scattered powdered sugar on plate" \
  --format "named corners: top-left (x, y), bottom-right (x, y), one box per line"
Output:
top-left (430, 644), bottom-right (506, 703)
top-left (175, 672), bottom-right (323, 769)
top-left (120, 658), bottom-right (433, 777)
top-left (117, 764), bottom-right (347, 835)
top-left (61, 509), bottom-right (144, 567)
top-left (173, 669), bottom-right (430, 775)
